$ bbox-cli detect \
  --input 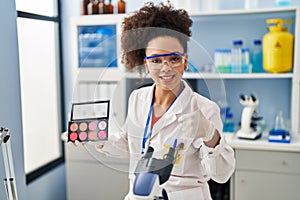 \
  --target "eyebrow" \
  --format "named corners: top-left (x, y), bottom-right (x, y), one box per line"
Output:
top-left (144, 52), bottom-right (186, 59)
